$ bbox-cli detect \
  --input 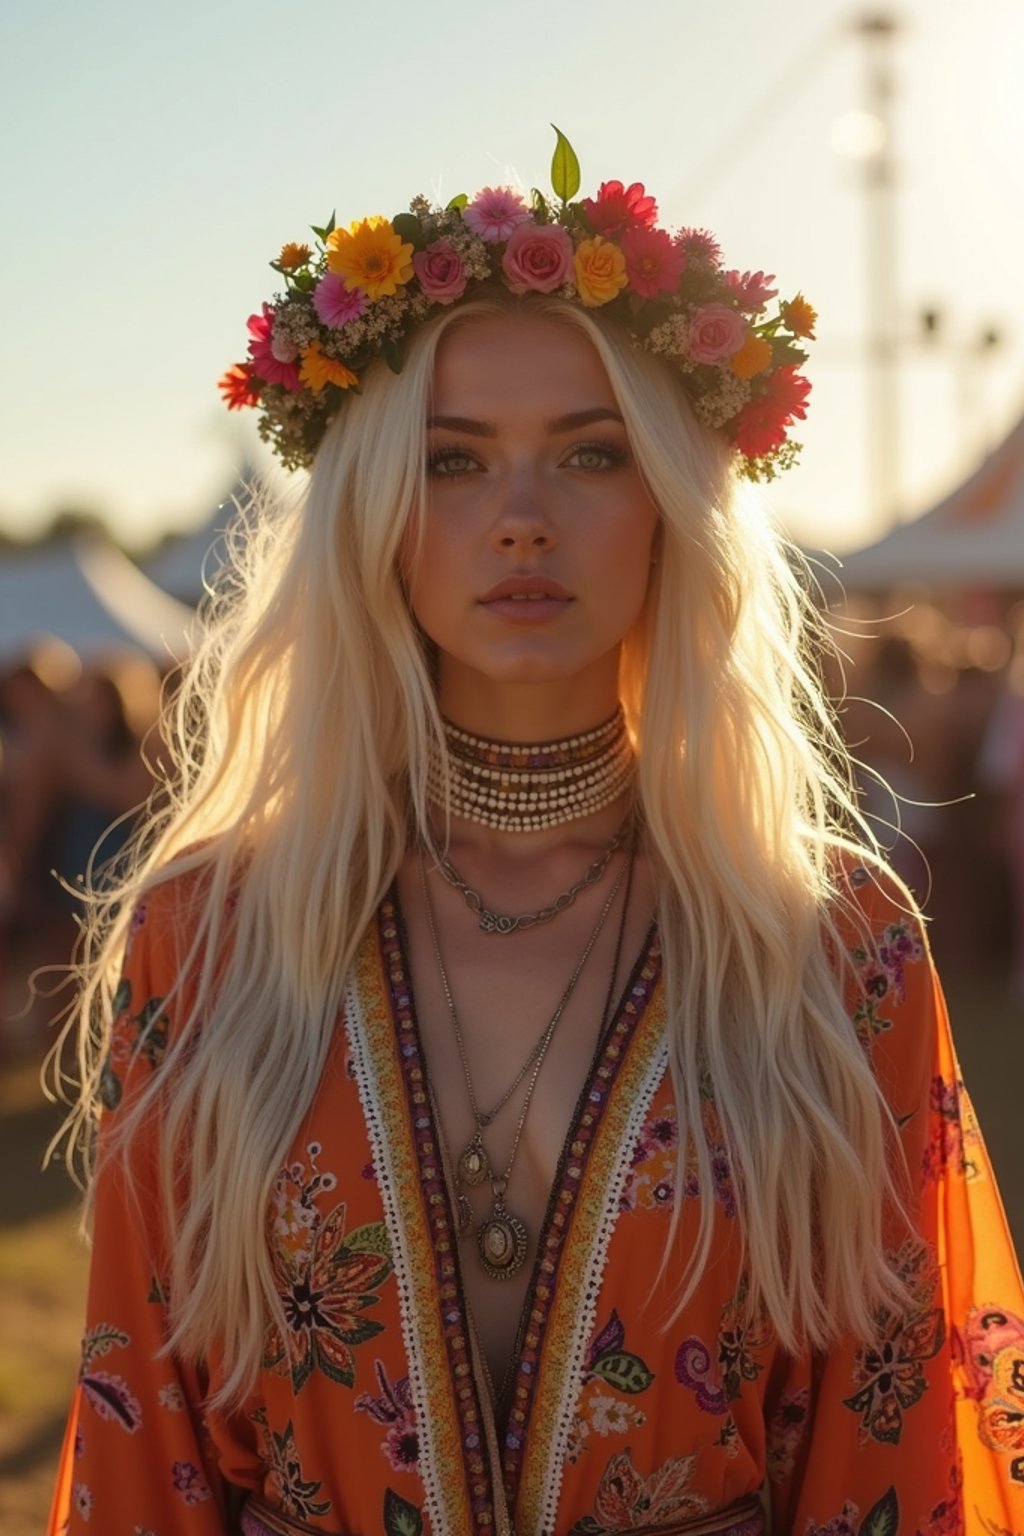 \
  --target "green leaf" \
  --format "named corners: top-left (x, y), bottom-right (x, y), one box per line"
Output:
top-left (294, 270), bottom-right (316, 293)
top-left (384, 1488), bottom-right (424, 1536)
top-left (859, 1486), bottom-right (899, 1536)
top-left (530, 187), bottom-right (549, 218)
top-left (447, 192), bottom-right (469, 211)
top-left (342, 1222), bottom-right (392, 1258)
top-left (550, 124), bottom-right (581, 203)
top-left (382, 338), bottom-right (404, 375)
top-left (311, 211), bottom-right (337, 241)
top-left (591, 1351), bottom-right (655, 1394)
top-left (391, 212), bottom-right (424, 249)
